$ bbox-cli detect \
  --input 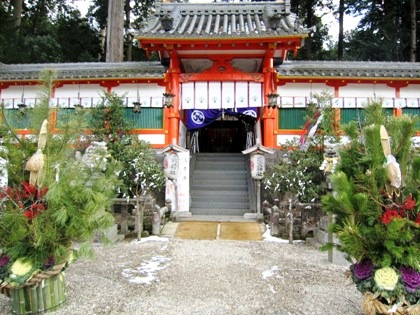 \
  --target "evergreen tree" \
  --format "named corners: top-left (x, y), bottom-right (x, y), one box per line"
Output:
top-left (0, 70), bottom-right (121, 279)
top-left (322, 101), bottom-right (419, 307)
top-left (89, 93), bottom-right (164, 239)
